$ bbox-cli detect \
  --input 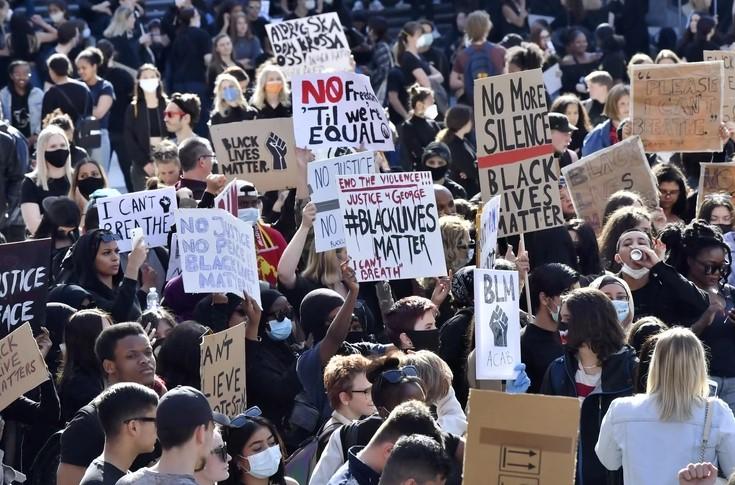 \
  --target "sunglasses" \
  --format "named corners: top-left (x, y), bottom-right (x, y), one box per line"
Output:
top-left (212, 443), bottom-right (228, 462)
top-left (694, 259), bottom-right (731, 276)
top-left (380, 365), bottom-right (419, 384)
top-left (97, 231), bottom-right (122, 242)
top-left (229, 406), bottom-right (262, 428)
top-left (163, 110), bottom-right (184, 118)
top-left (123, 416), bottom-right (156, 424)
top-left (269, 308), bottom-right (294, 322)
